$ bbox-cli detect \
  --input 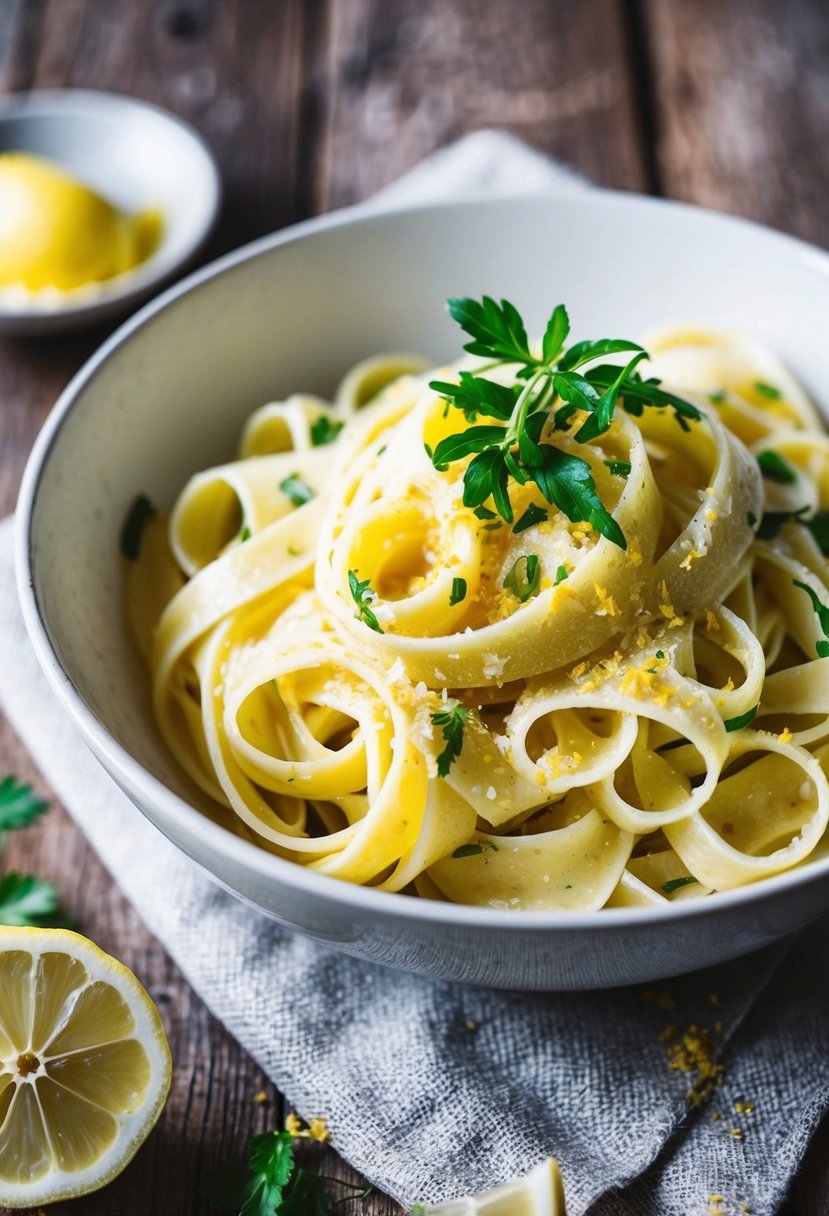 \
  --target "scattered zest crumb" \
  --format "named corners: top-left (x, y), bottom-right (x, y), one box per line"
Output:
top-left (253, 1090), bottom-right (268, 1105)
